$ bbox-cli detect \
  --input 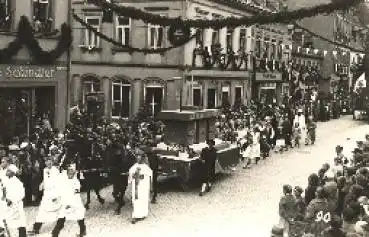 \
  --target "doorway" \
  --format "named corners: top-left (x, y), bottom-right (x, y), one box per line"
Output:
top-left (145, 86), bottom-right (163, 116)
top-left (207, 88), bottom-right (216, 109)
